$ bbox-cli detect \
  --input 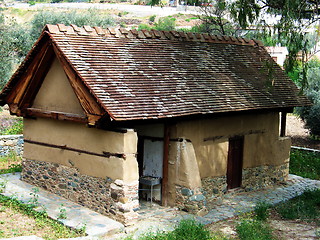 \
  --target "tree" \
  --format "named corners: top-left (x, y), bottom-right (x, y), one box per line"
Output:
top-left (0, 9), bottom-right (115, 90)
